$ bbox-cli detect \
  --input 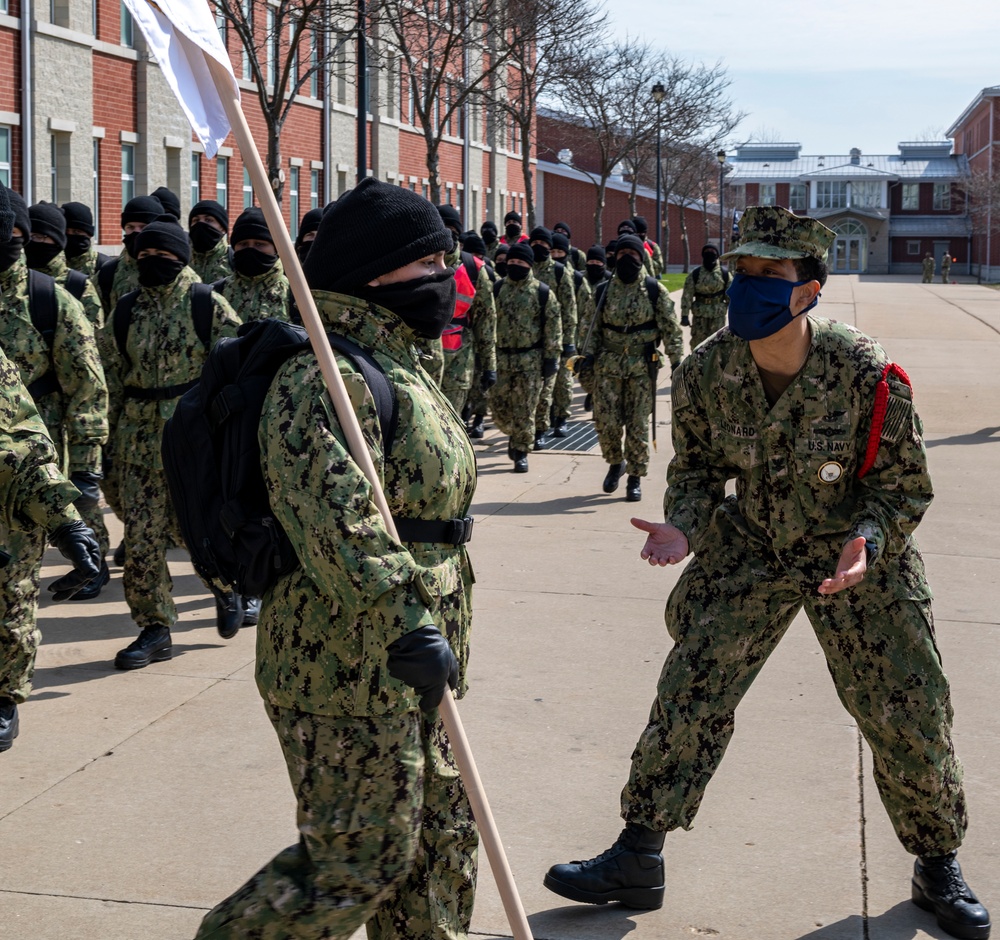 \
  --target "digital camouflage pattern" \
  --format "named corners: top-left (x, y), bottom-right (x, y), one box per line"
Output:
top-left (216, 259), bottom-right (291, 324)
top-left (195, 290), bottom-right (479, 938)
top-left (66, 246), bottom-right (106, 277)
top-left (645, 240), bottom-right (664, 278)
top-left (552, 271), bottom-right (592, 424)
top-left (414, 335), bottom-right (445, 386)
top-left (190, 235), bottom-right (232, 285)
top-left (0, 256), bottom-right (108, 476)
top-left (532, 258), bottom-right (576, 434)
top-left (941, 253), bottom-right (952, 283)
top-left (0, 347), bottom-right (82, 703)
top-left (921, 255), bottom-right (935, 283)
top-left (491, 273), bottom-right (562, 453)
top-left (103, 267), bottom-right (240, 630)
top-left (621, 317), bottom-right (967, 857)
top-left (721, 205), bottom-right (835, 263)
top-left (440, 248), bottom-right (497, 416)
top-left (681, 265), bottom-right (730, 349)
top-left (35, 252), bottom-right (105, 330)
top-left (91, 251), bottom-right (141, 317)
top-left (592, 275), bottom-right (681, 478)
